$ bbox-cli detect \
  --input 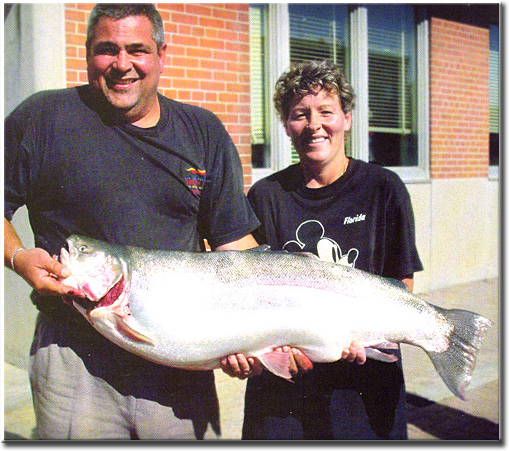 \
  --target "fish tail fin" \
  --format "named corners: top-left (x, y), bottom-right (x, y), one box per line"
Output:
top-left (425, 306), bottom-right (492, 399)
